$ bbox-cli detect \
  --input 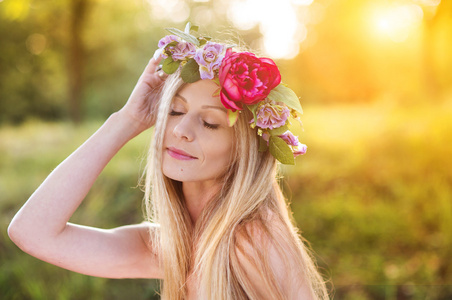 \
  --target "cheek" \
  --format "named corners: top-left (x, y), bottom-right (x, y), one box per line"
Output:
top-left (203, 131), bottom-right (234, 166)
top-left (162, 120), bottom-right (175, 144)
